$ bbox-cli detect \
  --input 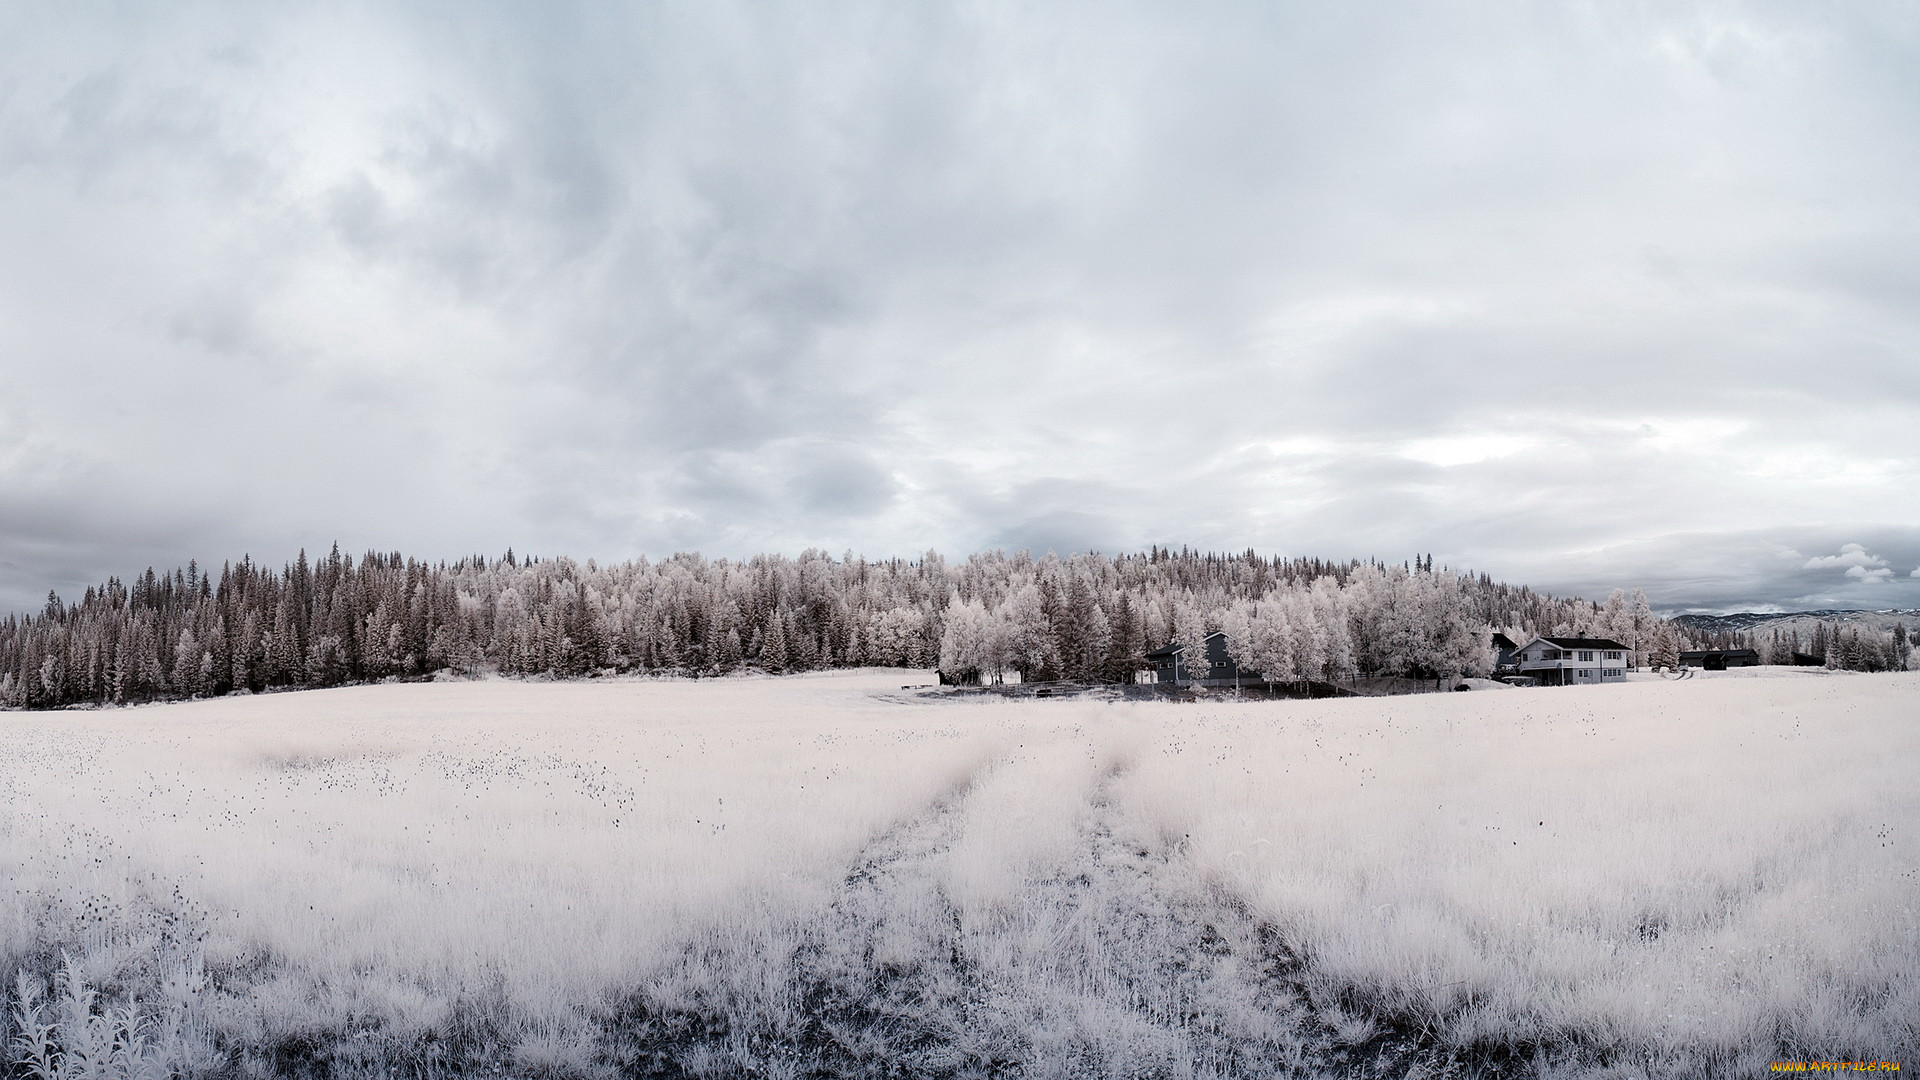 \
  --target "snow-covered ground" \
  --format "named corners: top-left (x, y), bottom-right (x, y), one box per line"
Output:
top-left (3, 670), bottom-right (1915, 1076)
